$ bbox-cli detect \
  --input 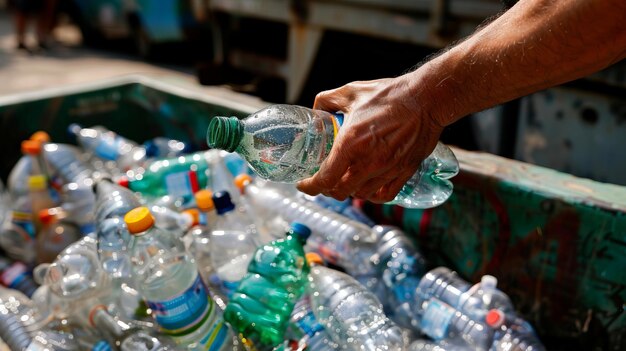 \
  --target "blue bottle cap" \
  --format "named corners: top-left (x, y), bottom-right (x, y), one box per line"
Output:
top-left (212, 191), bottom-right (236, 215)
top-left (143, 140), bottom-right (158, 158)
top-left (290, 222), bottom-right (311, 241)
